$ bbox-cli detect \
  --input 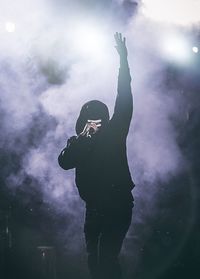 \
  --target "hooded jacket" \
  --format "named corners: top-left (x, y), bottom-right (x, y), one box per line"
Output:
top-left (58, 60), bottom-right (134, 209)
